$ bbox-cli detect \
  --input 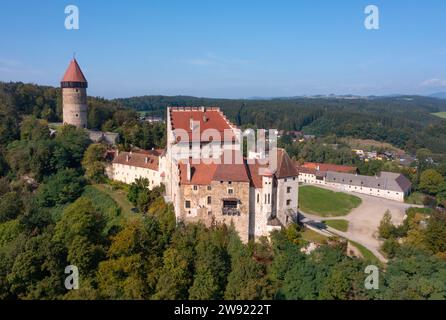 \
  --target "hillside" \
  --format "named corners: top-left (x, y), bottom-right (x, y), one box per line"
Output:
top-left (115, 94), bottom-right (446, 155)
top-left (2, 81), bottom-right (446, 155)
